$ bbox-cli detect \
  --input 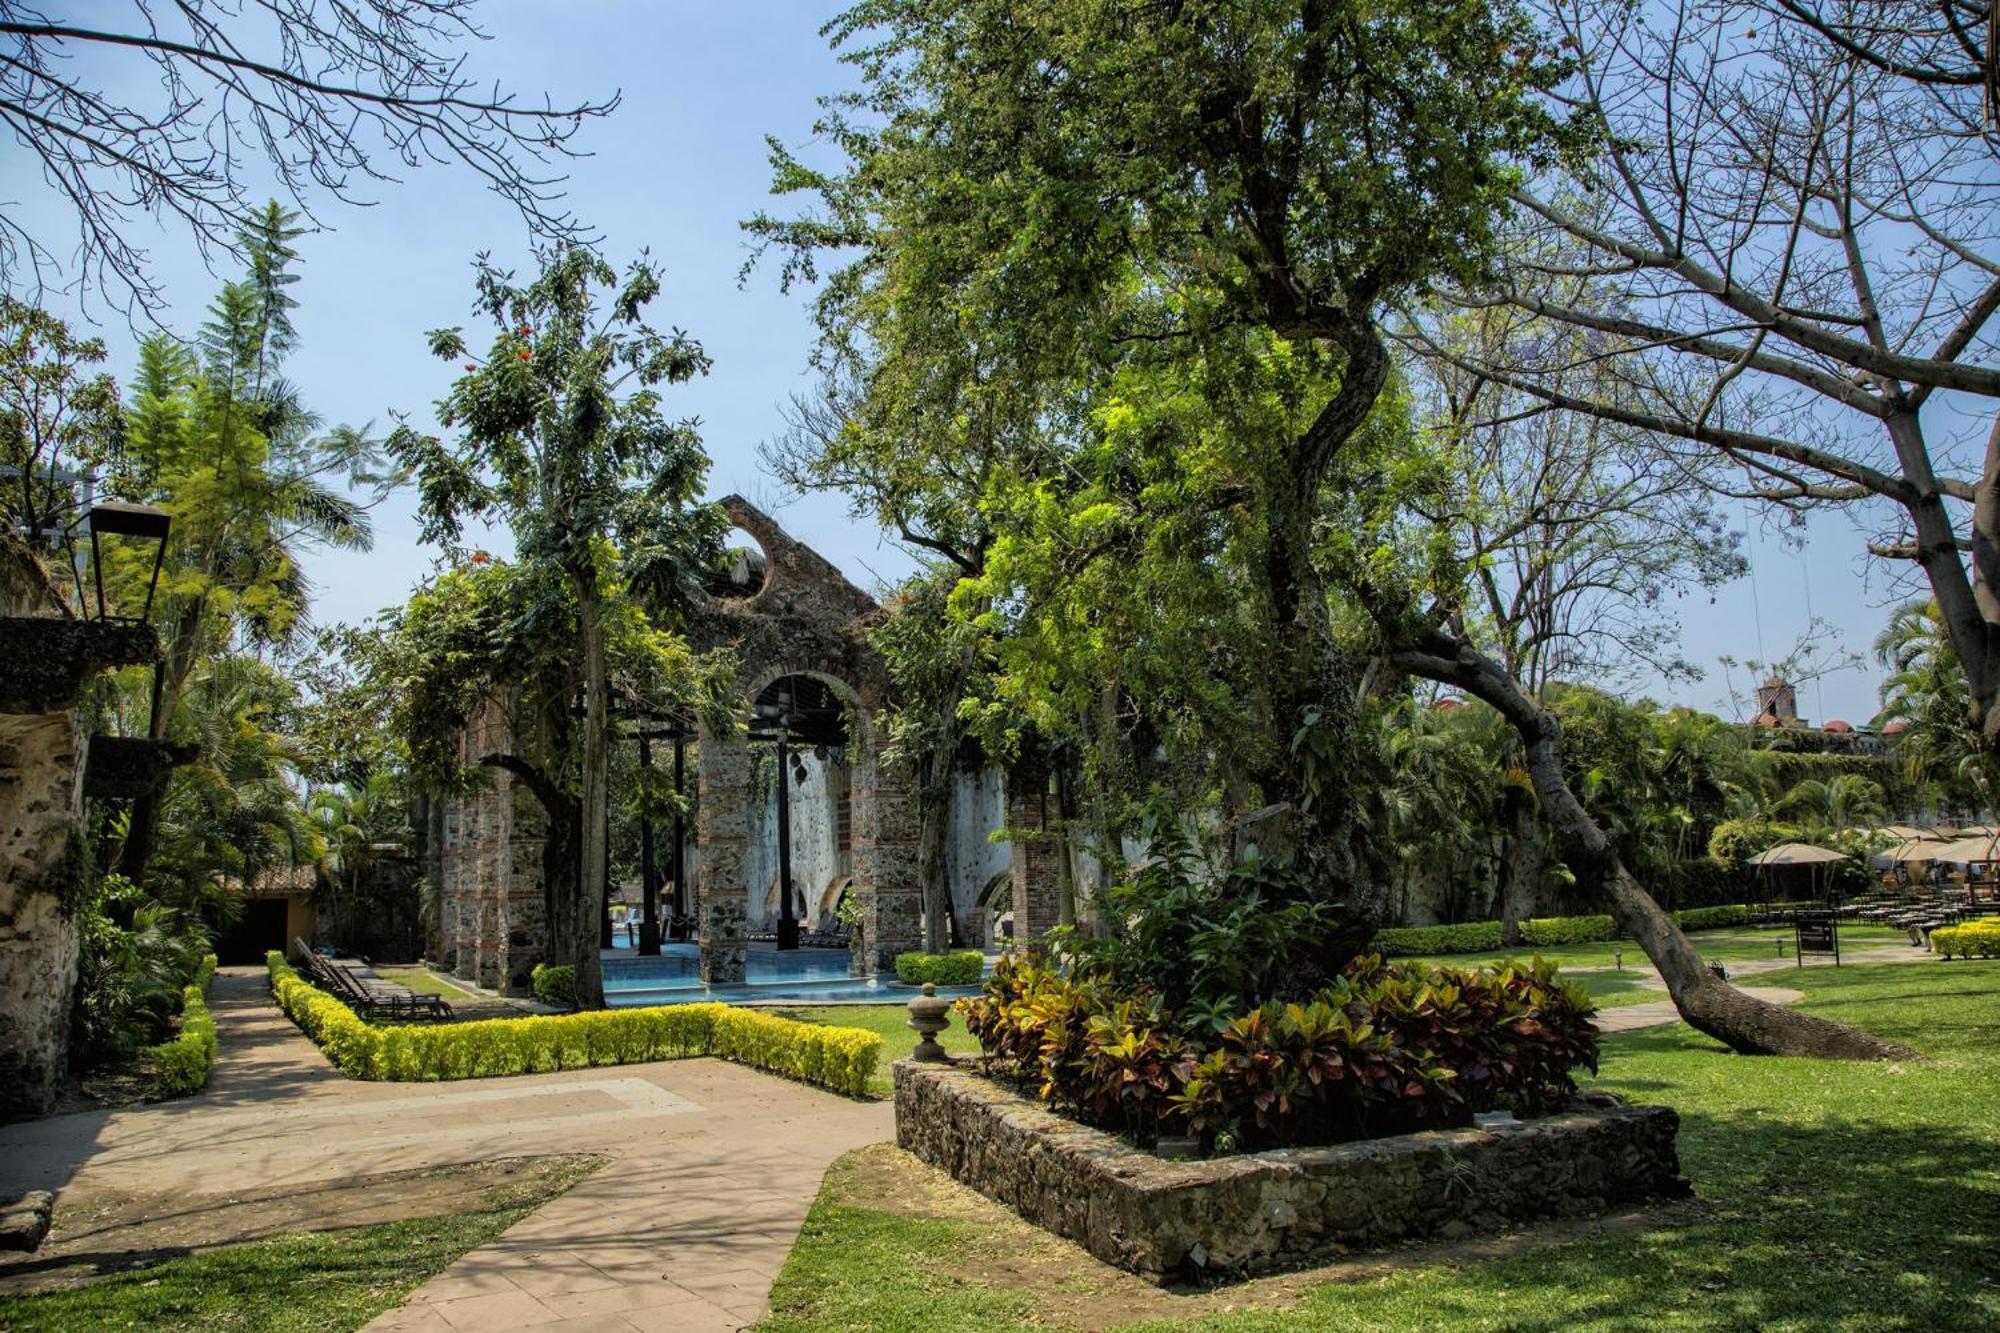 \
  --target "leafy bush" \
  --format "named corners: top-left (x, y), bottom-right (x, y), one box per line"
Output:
top-left (1371, 921), bottom-right (1505, 957)
top-left (1061, 802), bottom-right (1372, 1012)
top-left (1372, 905), bottom-right (1753, 957)
top-left (1674, 905), bottom-right (1752, 932)
top-left (958, 951), bottom-right (1598, 1153)
top-left (74, 874), bottom-right (215, 1066)
top-left (1931, 918), bottom-right (2000, 960)
top-left (147, 954), bottom-right (220, 1099)
top-left (1520, 915), bottom-right (1615, 947)
top-left (530, 963), bottom-right (576, 1008)
top-left (266, 953), bottom-right (879, 1096)
top-left (894, 950), bottom-right (985, 986)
